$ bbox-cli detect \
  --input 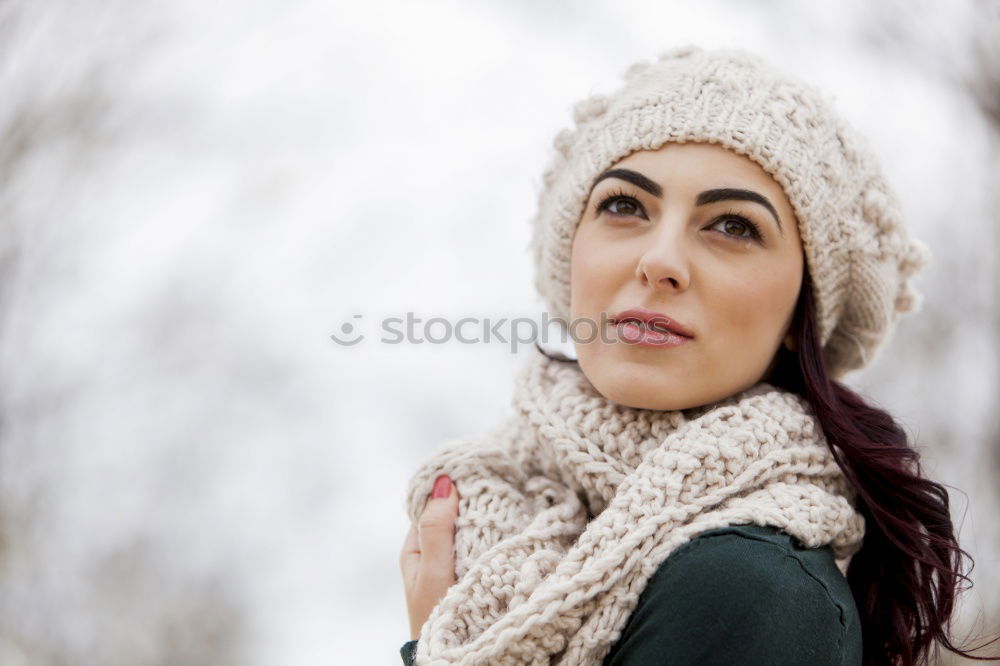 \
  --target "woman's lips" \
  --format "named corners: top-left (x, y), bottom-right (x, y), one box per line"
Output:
top-left (611, 307), bottom-right (695, 338)
top-left (614, 320), bottom-right (693, 348)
